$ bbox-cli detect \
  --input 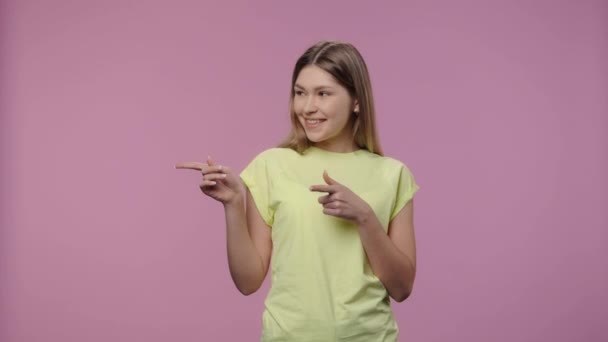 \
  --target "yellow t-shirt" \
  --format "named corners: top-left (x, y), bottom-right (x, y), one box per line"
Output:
top-left (240, 146), bottom-right (420, 342)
